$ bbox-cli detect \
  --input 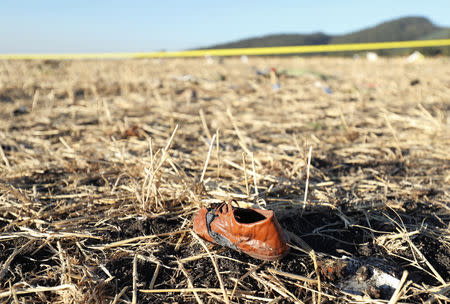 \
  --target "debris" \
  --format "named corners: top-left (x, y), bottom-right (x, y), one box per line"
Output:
top-left (318, 257), bottom-right (401, 299)
top-left (193, 200), bottom-right (289, 261)
top-left (323, 86), bottom-right (333, 94)
top-left (407, 51), bottom-right (424, 63)
top-left (12, 106), bottom-right (28, 116)
top-left (217, 74), bottom-right (226, 81)
top-left (270, 68), bottom-right (280, 91)
top-left (178, 88), bottom-right (197, 103)
top-left (255, 69), bottom-right (269, 76)
top-left (314, 81), bottom-right (332, 94)
top-left (173, 74), bottom-right (196, 82)
top-left (279, 69), bottom-right (333, 80)
top-left (272, 83), bottom-right (281, 91)
top-left (366, 52), bottom-right (379, 62)
top-left (410, 79), bottom-right (420, 86)
top-left (122, 125), bottom-right (146, 139)
top-left (240, 55), bottom-right (249, 63)
top-left (205, 55), bottom-right (214, 64)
